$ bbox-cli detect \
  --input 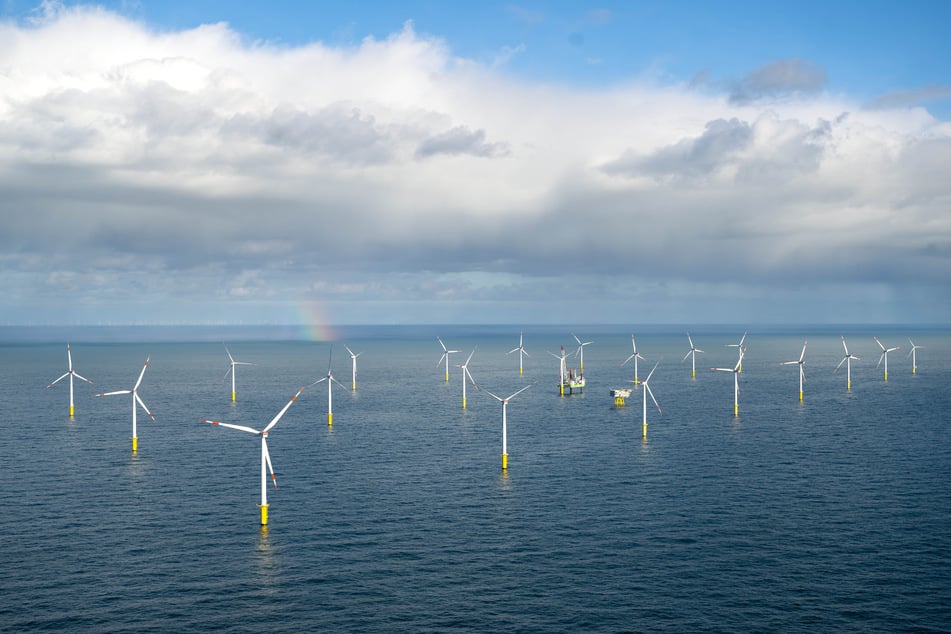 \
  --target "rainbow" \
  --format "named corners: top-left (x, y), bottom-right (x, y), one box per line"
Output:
top-left (294, 300), bottom-right (339, 342)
